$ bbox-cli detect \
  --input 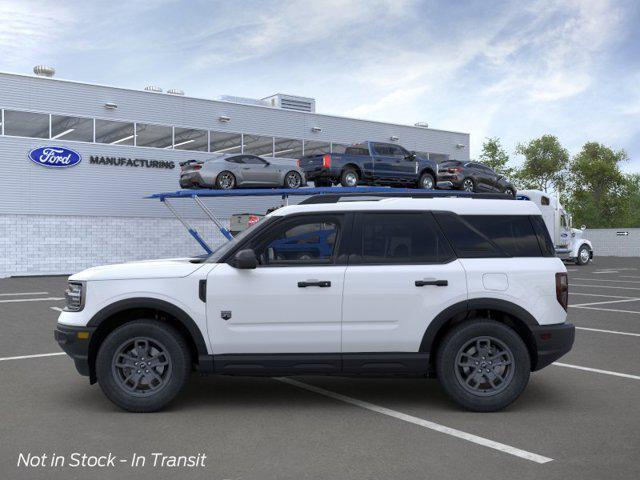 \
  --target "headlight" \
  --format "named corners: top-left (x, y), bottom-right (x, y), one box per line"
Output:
top-left (64, 281), bottom-right (85, 312)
